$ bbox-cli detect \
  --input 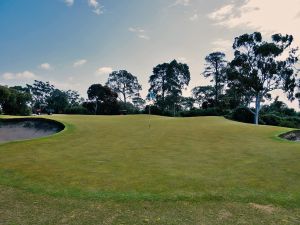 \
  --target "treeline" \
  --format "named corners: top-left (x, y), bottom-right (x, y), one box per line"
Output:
top-left (1, 32), bottom-right (300, 128)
